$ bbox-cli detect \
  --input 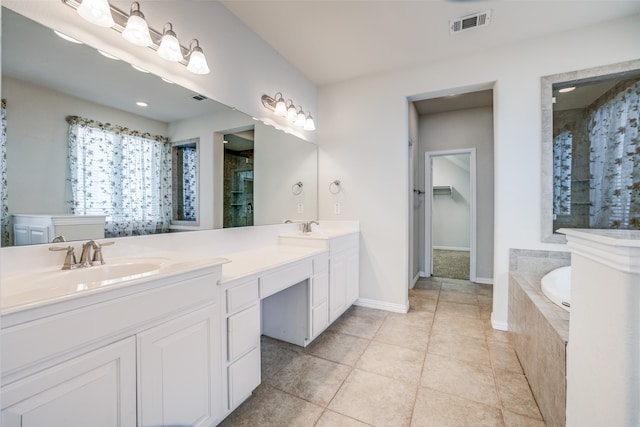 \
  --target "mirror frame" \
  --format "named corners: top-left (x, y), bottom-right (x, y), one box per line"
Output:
top-left (540, 58), bottom-right (640, 243)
